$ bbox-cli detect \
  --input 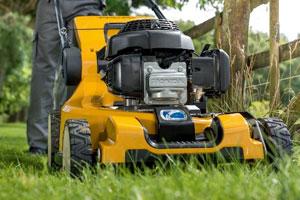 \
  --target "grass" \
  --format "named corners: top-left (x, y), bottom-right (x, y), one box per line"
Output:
top-left (0, 124), bottom-right (300, 200)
